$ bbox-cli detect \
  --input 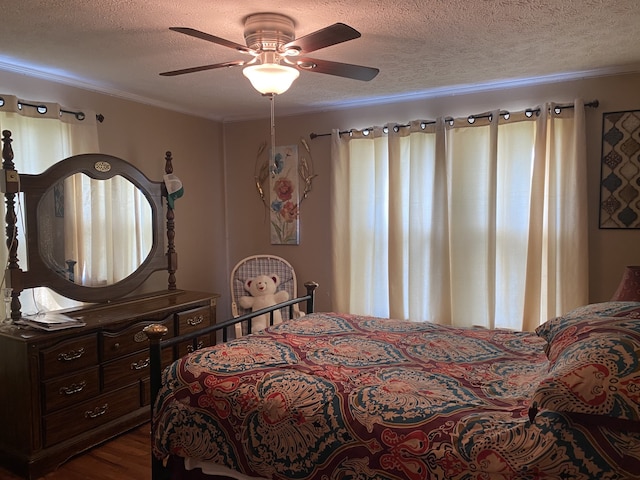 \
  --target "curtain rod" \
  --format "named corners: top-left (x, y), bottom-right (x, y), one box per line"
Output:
top-left (0, 97), bottom-right (104, 123)
top-left (18, 101), bottom-right (105, 123)
top-left (309, 100), bottom-right (599, 140)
